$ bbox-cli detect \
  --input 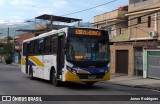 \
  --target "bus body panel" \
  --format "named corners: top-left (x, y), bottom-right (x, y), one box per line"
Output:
top-left (21, 55), bottom-right (57, 80)
top-left (21, 27), bottom-right (110, 84)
